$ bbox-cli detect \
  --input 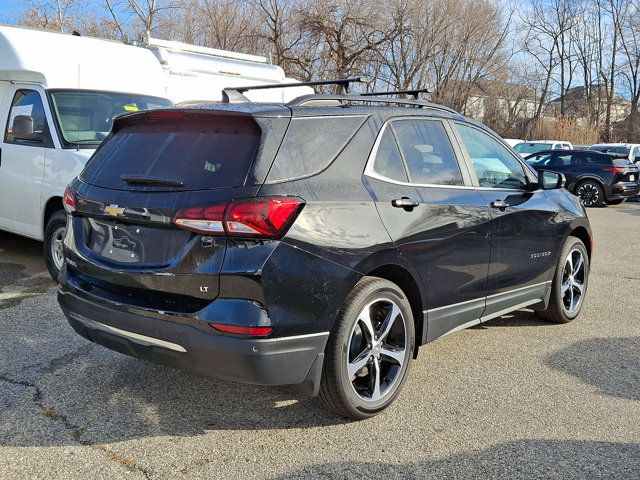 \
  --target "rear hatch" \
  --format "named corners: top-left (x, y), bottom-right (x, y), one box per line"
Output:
top-left (612, 158), bottom-right (639, 183)
top-left (66, 110), bottom-right (279, 312)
